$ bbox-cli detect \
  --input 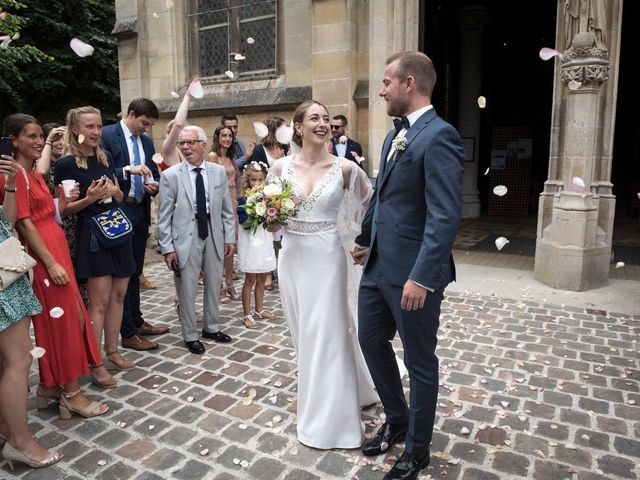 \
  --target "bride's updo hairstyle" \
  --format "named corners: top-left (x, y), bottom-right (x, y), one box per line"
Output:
top-left (291, 99), bottom-right (329, 148)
